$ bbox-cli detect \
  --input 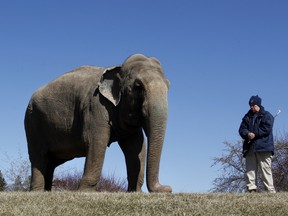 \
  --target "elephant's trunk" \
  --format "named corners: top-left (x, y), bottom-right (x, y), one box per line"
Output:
top-left (144, 82), bottom-right (172, 193)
